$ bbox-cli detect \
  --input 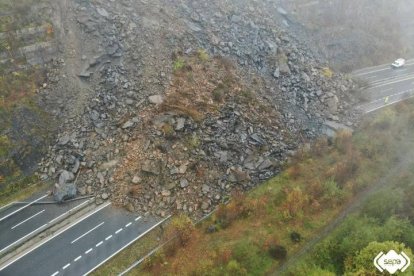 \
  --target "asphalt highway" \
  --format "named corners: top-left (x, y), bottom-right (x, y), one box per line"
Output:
top-left (353, 58), bottom-right (414, 113)
top-left (0, 195), bottom-right (90, 256)
top-left (0, 202), bottom-right (160, 276)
